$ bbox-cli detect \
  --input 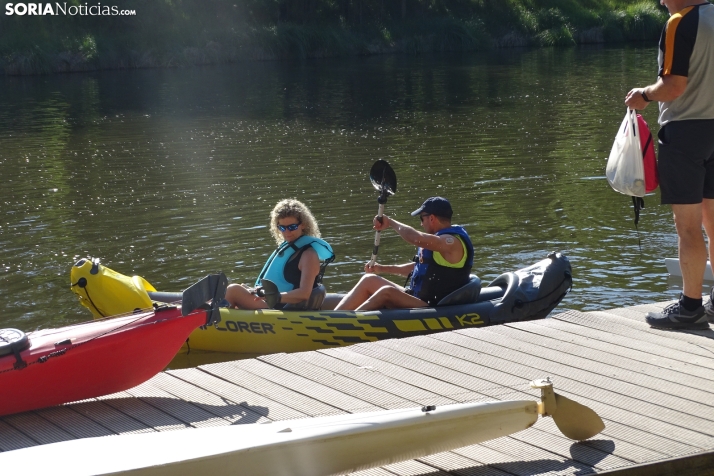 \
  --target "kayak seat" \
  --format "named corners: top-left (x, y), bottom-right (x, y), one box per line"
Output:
top-left (282, 284), bottom-right (326, 311)
top-left (477, 286), bottom-right (506, 302)
top-left (319, 293), bottom-right (343, 311)
top-left (436, 275), bottom-right (482, 307)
